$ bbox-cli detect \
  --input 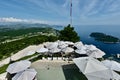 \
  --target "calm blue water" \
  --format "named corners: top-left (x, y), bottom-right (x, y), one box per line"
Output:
top-left (55, 25), bottom-right (120, 58)
top-left (74, 25), bottom-right (120, 57)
